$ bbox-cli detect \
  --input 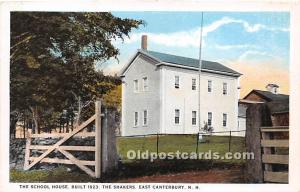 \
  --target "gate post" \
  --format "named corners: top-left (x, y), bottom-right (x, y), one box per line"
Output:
top-left (95, 100), bottom-right (102, 178)
top-left (245, 103), bottom-right (272, 183)
top-left (101, 108), bottom-right (119, 173)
